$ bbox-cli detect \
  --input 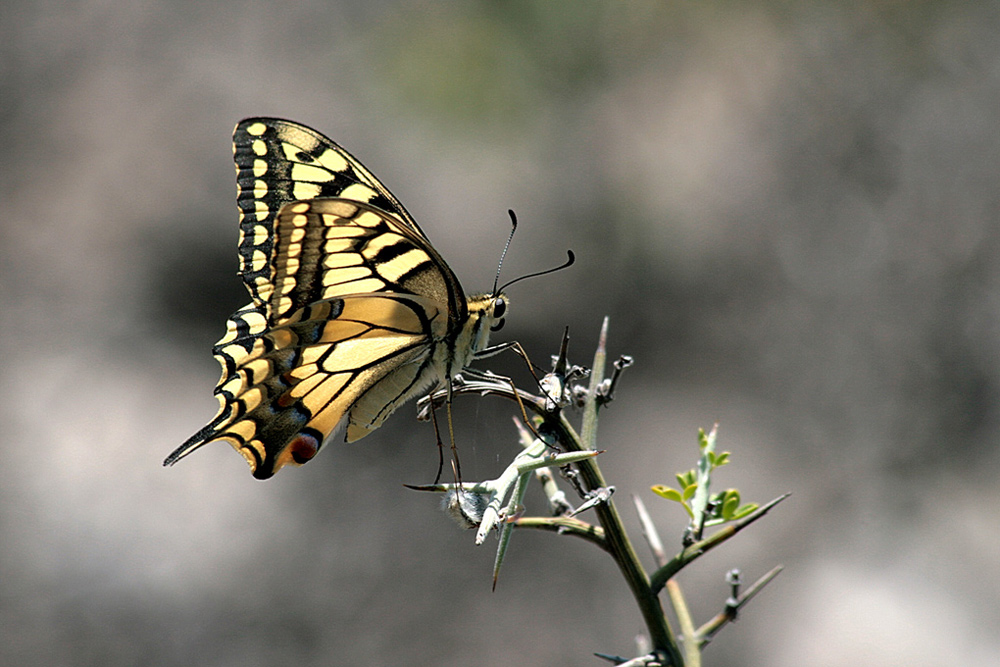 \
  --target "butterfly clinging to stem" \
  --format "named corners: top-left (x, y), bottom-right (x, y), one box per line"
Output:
top-left (164, 118), bottom-right (573, 479)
